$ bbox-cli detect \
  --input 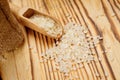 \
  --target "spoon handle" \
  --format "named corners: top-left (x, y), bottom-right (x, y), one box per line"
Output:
top-left (9, 3), bottom-right (39, 30)
top-left (9, 2), bottom-right (29, 20)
